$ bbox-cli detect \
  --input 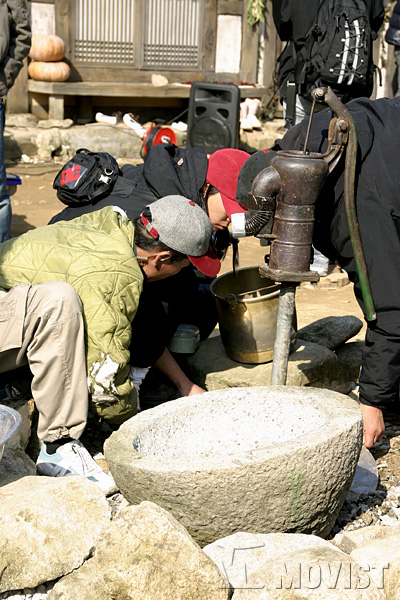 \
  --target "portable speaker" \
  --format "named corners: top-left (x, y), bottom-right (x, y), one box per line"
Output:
top-left (187, 82), bottom-right (240, 154)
